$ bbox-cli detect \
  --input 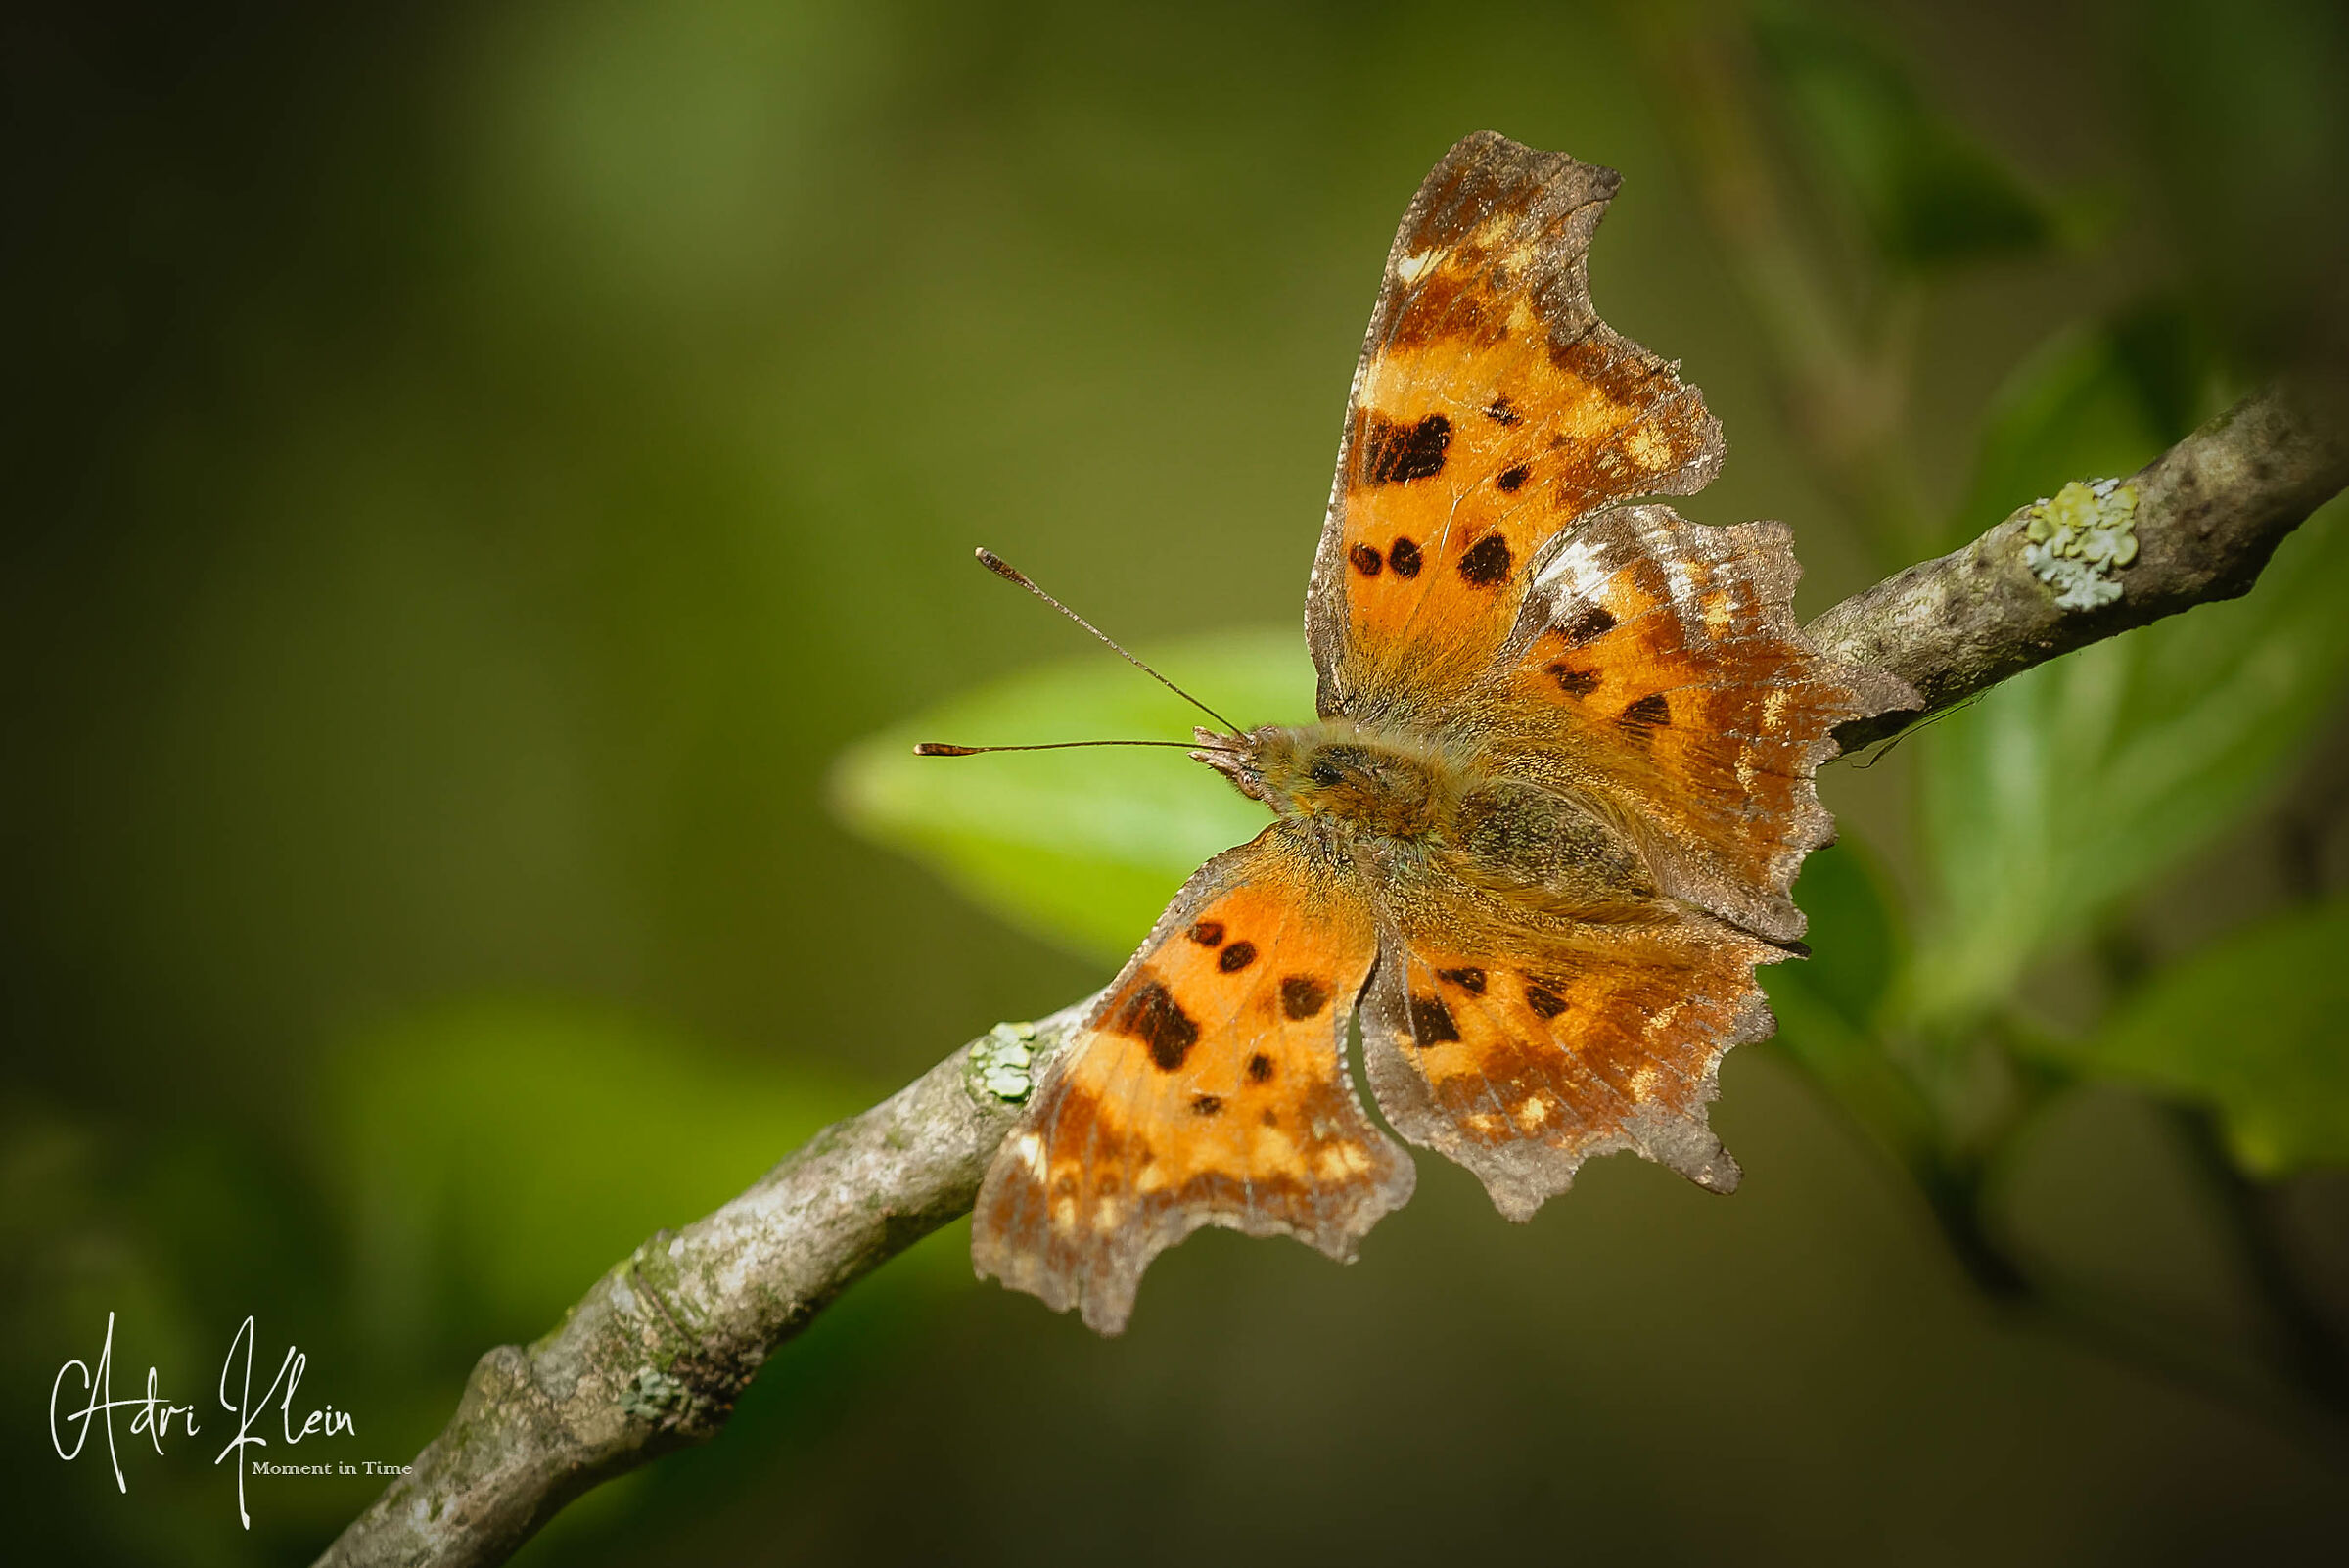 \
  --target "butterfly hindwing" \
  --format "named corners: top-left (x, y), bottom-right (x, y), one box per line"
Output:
top-left (972, 826), bottom-right (1413, 1334)
top-left (1361, 919), bottom-right (1780, 1220)
top-left (1306, 131), bottom-right (1724, 716)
